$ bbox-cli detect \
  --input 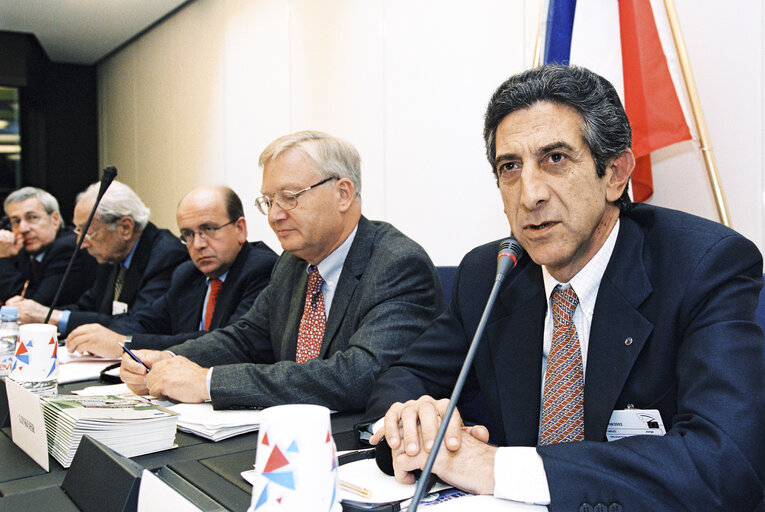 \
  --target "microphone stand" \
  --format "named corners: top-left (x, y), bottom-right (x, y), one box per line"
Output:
top-left (44, 166), bottom-right (118, 324)
top-left (408, 237), bottom-right (522, 511)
